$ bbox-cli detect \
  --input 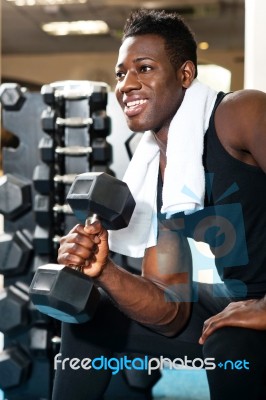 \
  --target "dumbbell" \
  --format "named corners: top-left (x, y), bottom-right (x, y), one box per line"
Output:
top-left (90, 111), bottom-right (111, 138)
top-left (0, 230), bottom-right (33, 276)
top-left (0, 281), bottom-right (49, 336)
top-left (41, 82), bottom-right (109, 112)
top-left (0, 173), bottom-right (32, 220)
top-left (29, 172), bottom-right (135, 323)
top-left (0, 282), bottom-right (30, 336)
top-left (41, 109), bottom-right (110, 137)
top-left (0, 83), bottom-right (26, 111)
top-left (91, 165), bottom-right (115, 176)
top-left (0, 346), bottom-right (31, 390)
top-left (38, 136), bottom-right (112, 164)
top-left (33, 224), bottom-right (61, 255)
top-left (34, 194), bottom-right (72, 227)
top-left (33, 164), bottom-right (77, 195)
